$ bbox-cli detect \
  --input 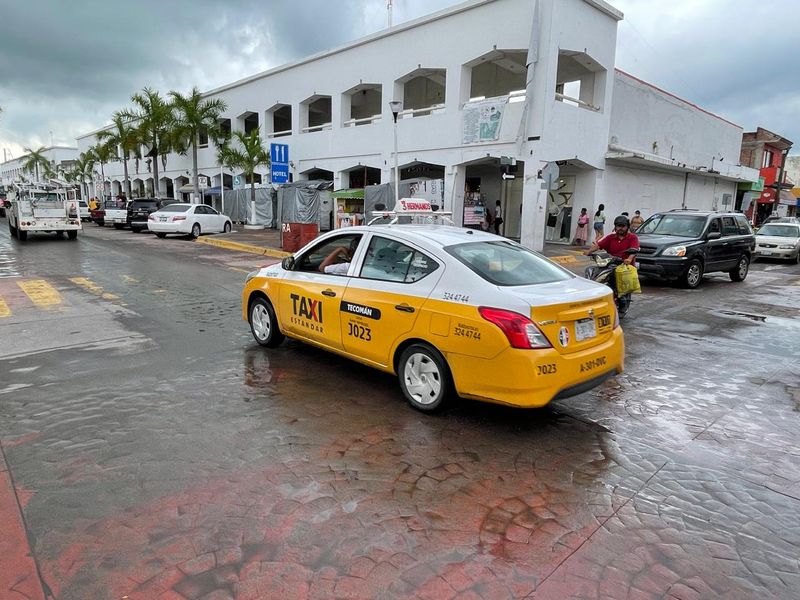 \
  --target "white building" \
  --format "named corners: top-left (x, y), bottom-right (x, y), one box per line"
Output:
top-left (1, 146), bottom-right (79, 187)
top-left (77, 0), bottom-right (757, 249)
